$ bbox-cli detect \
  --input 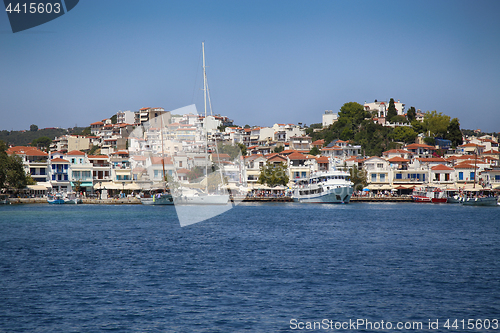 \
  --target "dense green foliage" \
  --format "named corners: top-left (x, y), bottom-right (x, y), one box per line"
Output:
top-left (309, 146), bottom-right (320, 156)
top-left (445, 118), bottom-right (463, 147)
top-left (386, 98), bottom-right (398, 122)
top-left (423, 111), bottom-right (450, 137)
top-left (392, 126), bottom-right (417, 143)
top-left (258, 162), bottom-right (289, 187)
top-left (305, 123), bottom-right (322, 136)
top-left (31, 136), bottom-right (52, 149)
top-left (0, 140), bottom-right (28, 190)
top-left (406, 106), bottom-right (416, 122)
top-left (273, 146), bottom-right (284, 153)
top-left (349, 166), bottom-right (367, 191)
top-left (30, 124), bottom-right (38, 132)
top-left (0, 128), bottom-right (68, 146)
top-left (217, 142), bottom-right (242, 160)
top-left (310, 102), bottom-right (397, 156)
